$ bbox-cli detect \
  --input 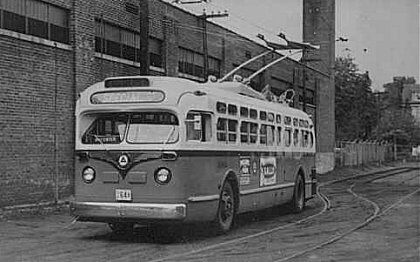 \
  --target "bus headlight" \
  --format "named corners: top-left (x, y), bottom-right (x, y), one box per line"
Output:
top-left (154, 167), bottom-right (172, 185)
top-left (82, 167), bottom-right (96, 184)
